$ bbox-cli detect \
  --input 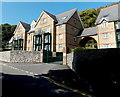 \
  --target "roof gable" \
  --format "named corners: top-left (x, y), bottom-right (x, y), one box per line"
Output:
top-left (14, 21), bottom-right (30, 34)
top-left (13, 22), bottom-right (25, 34)
top-left (20, 21), bottom-right (30, 31)
top-left (35, 11), bottom-right (55, 27)
top-left (35, 8), bottom-right (78, 26)
top-left (95, 4), bottom-right (120, 24)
